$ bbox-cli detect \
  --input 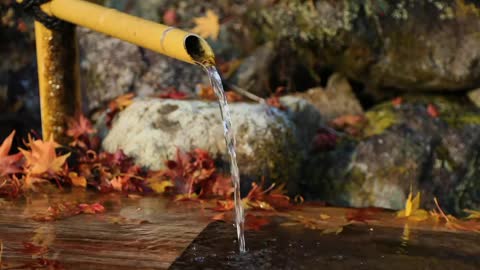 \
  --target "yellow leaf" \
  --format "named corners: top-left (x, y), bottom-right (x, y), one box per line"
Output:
top-left (150, 180), bottom-right (173, 193)
top-left (68, 172), bottom-right (87, 188)
top-left (397, 191), bottom-right (428, 221)
top-left (191, 9), bottom-right (220, 40)
top-left (319, 214), bottom-right (330, 220)
top-left (464, 209), bottom-right (480, 220)
top-left (322, 226), bottom-right (343, 235)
